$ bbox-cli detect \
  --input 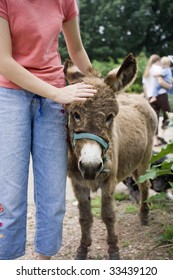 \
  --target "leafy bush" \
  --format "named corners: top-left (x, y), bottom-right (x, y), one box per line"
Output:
top-left (139, 142), bottom-right (173, 187)
top-left (92, 57), bottom-right (119, 77)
